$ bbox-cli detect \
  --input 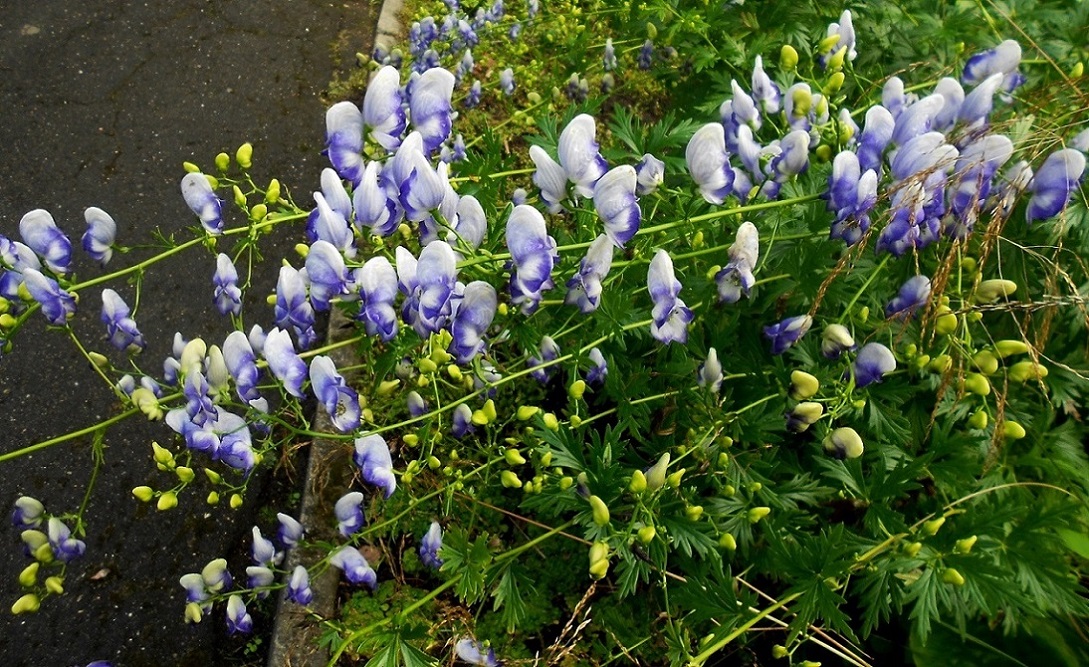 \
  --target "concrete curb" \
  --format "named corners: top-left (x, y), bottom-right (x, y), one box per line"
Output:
top-left (265, 0), bottom-right (405, 663)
